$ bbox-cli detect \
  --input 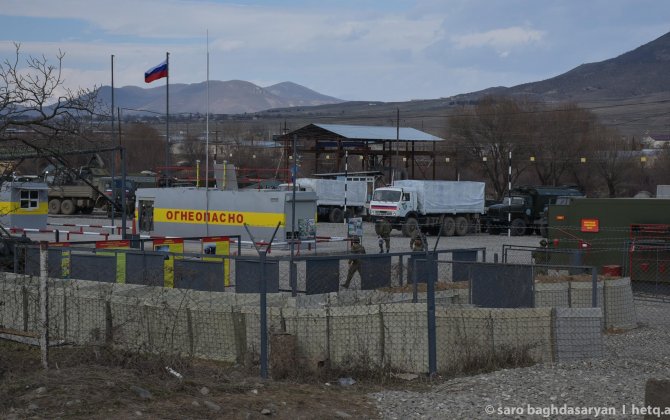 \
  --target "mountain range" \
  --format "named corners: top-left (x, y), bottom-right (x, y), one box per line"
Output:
top-left (96, 81), bottom-right (343, 115)
top-left (97, 31), bottom-right (670, 136)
